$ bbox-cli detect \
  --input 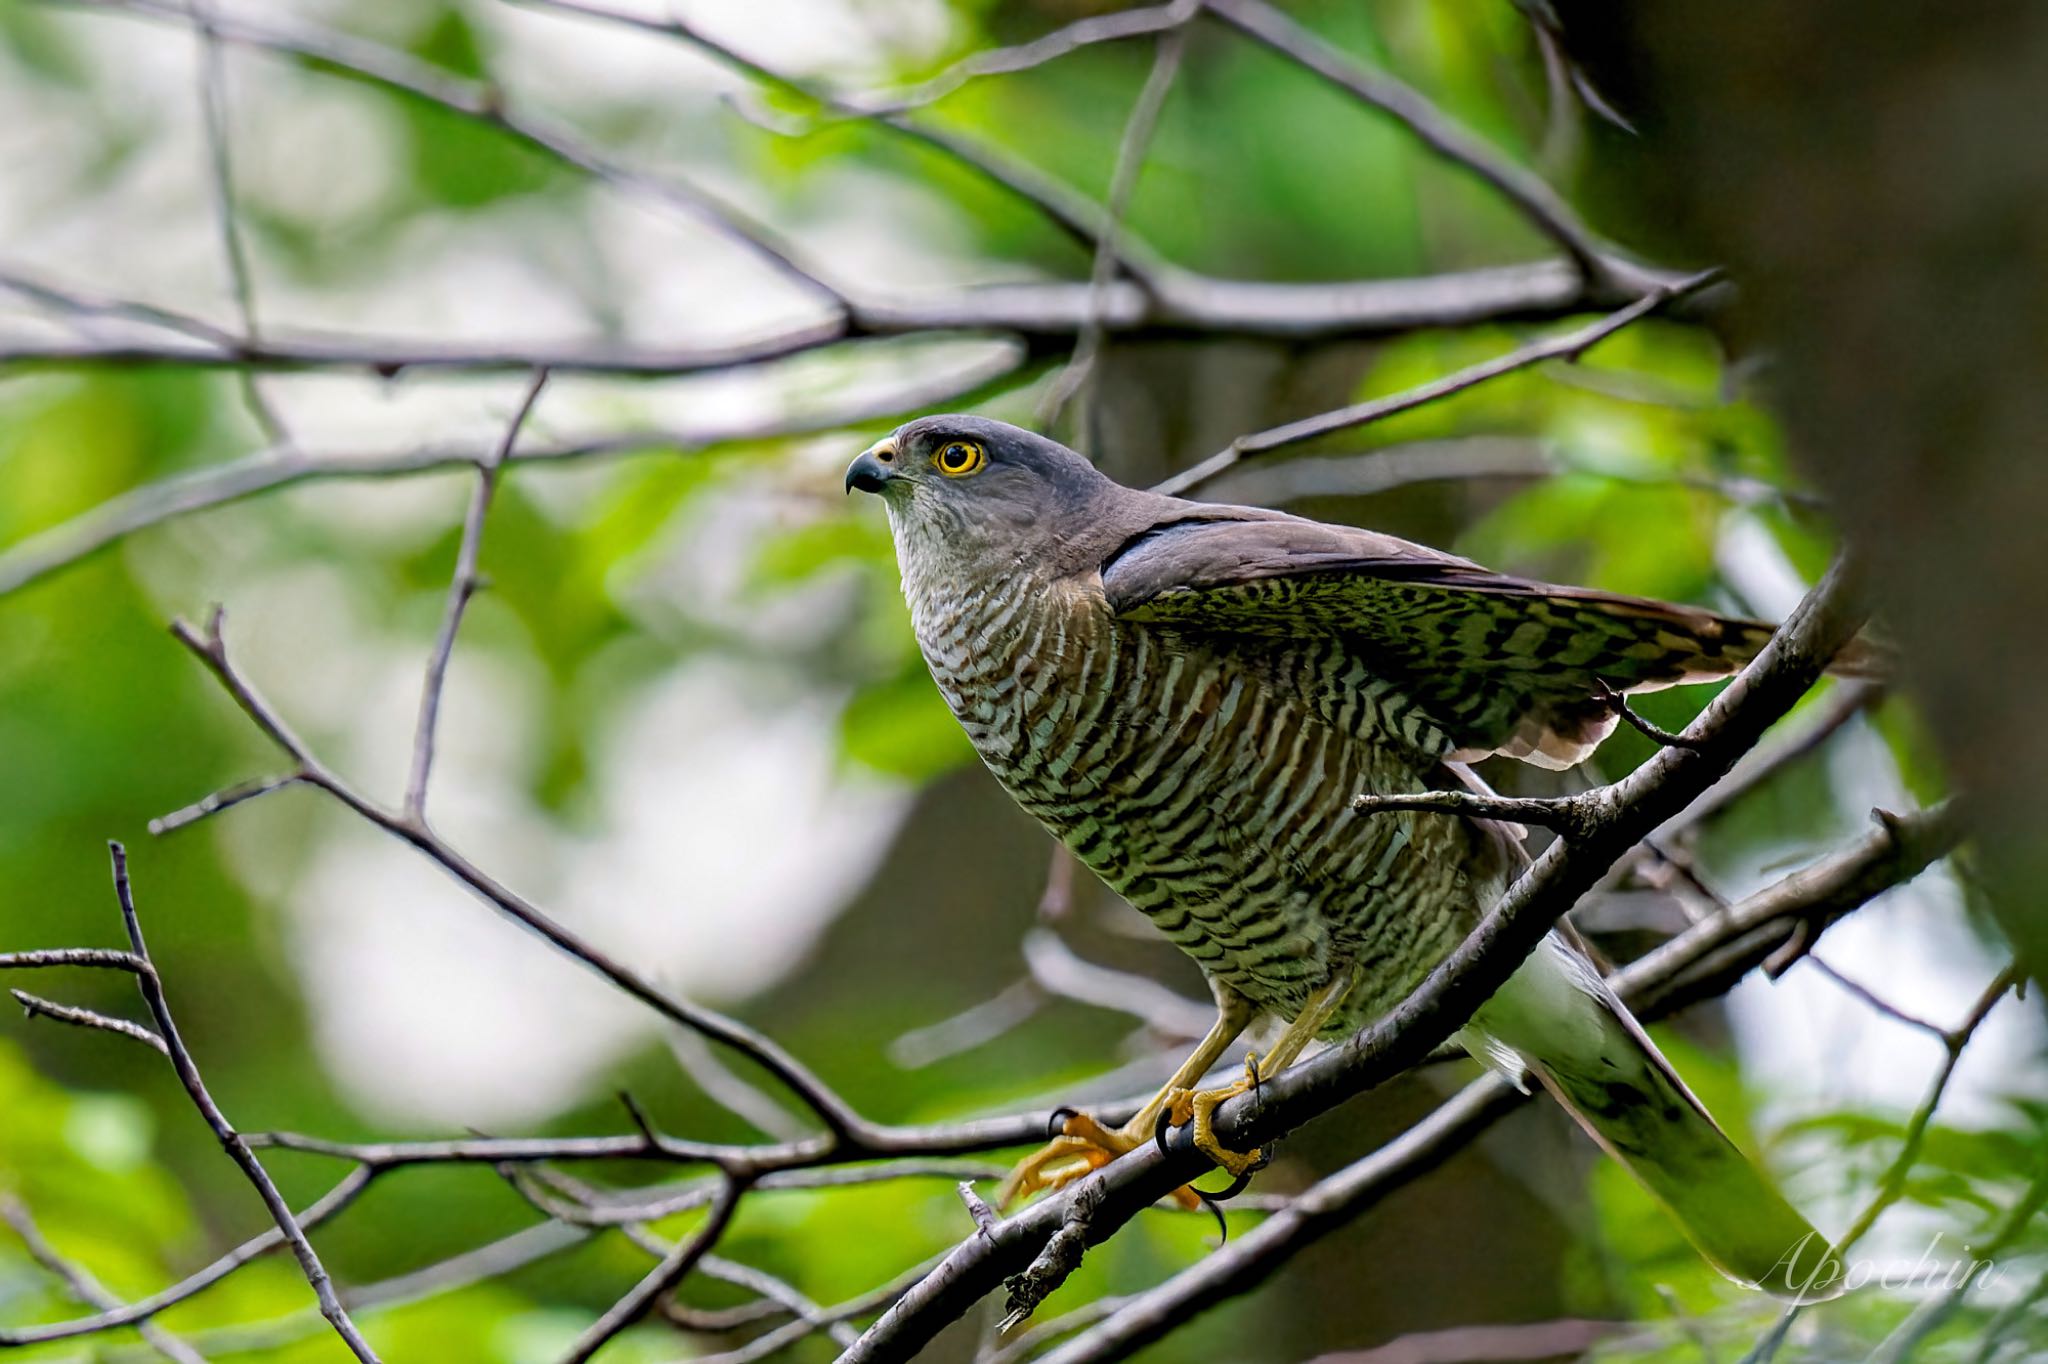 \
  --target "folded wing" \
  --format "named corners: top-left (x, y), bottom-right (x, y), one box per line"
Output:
top-left (1101, 513), bottom-right (1808, 769)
